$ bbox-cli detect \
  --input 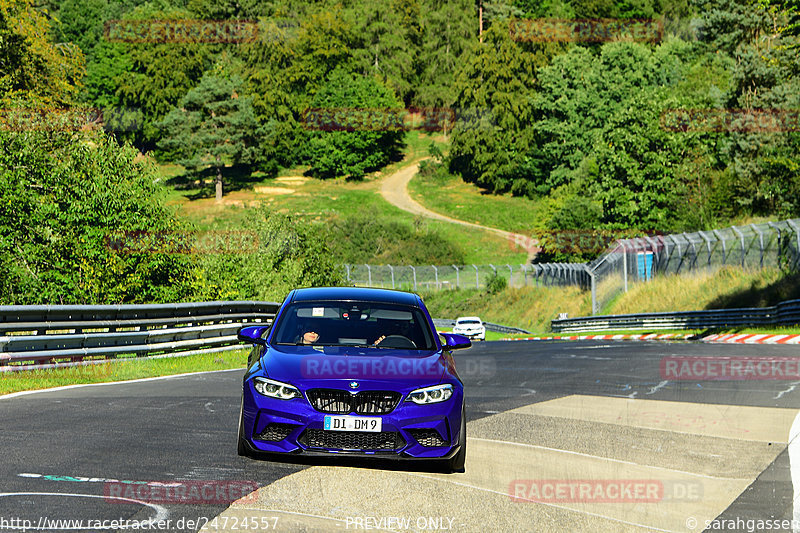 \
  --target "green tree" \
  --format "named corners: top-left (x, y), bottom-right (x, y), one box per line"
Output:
top-left (306, 68), bottom-right (405, 179)
top-left (415, 0), bottom-right (476, 107)
top-left (0, 129), bottom-right (197, 304)
top-left (85, 3), bottom-right (211, 150)
top-left (351, 0), bottom-right (420, 104)
top-left (158, 68), bottom-right (259, 202)
top-left (0, 0), bottom-right (85, 107)
top-left (448, 23), bottom-right (538, 195)
top-left (196, 209), bottom-right (343, 301)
